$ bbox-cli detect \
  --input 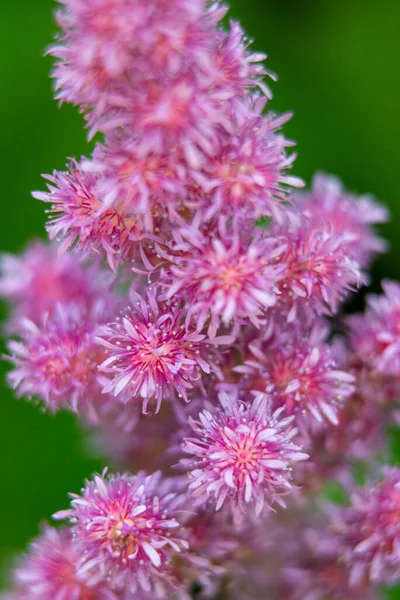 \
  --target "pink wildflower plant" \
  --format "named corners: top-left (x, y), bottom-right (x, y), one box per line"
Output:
top-left (1, 0), bottom-right (399, 598)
